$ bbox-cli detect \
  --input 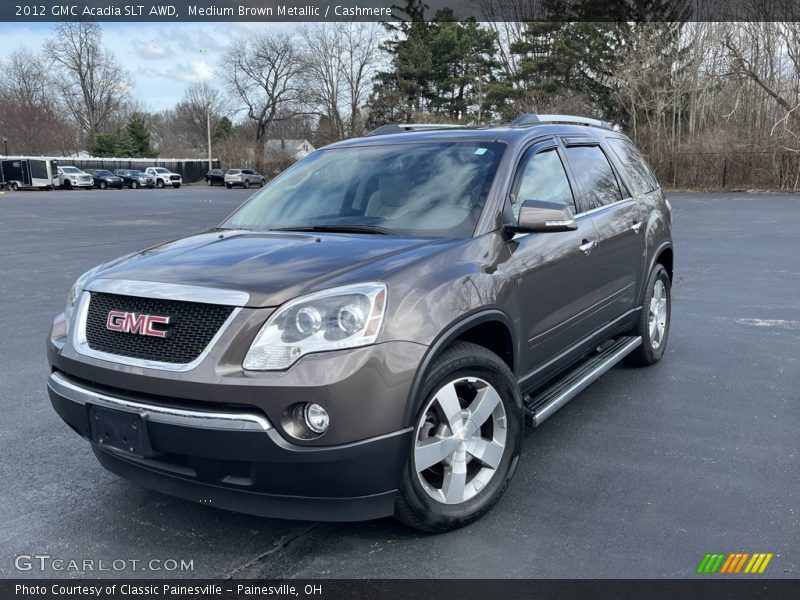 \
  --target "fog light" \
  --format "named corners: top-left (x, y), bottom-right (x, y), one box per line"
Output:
top-left (304, 403), bottom-right (329, 434)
